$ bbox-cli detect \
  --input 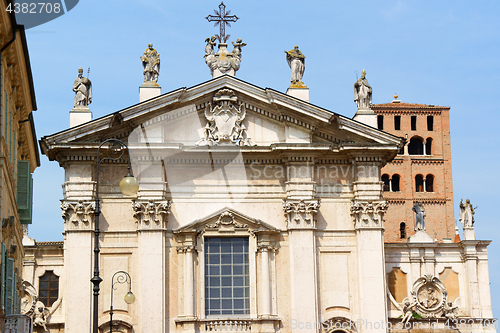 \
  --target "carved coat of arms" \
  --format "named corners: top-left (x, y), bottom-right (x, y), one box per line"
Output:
top-left (197, 89), bottom-right (255, 146)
